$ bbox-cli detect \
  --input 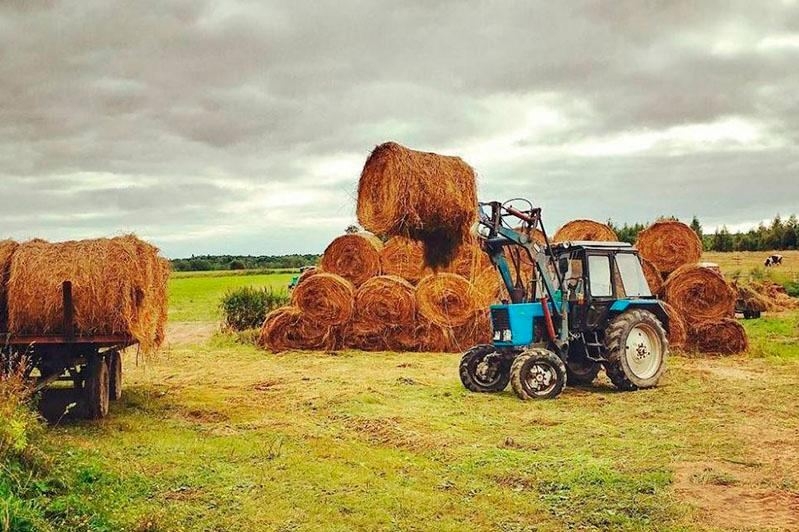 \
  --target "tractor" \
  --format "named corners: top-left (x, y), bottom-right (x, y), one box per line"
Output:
top-left (459, 200), bottom-right (669, 400)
